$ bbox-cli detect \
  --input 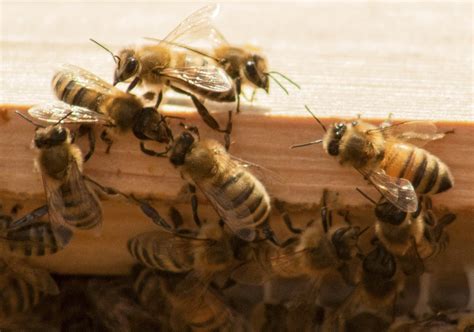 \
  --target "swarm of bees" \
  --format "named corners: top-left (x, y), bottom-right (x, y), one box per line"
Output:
top-left (1, 4), bottom-right (469, 332)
